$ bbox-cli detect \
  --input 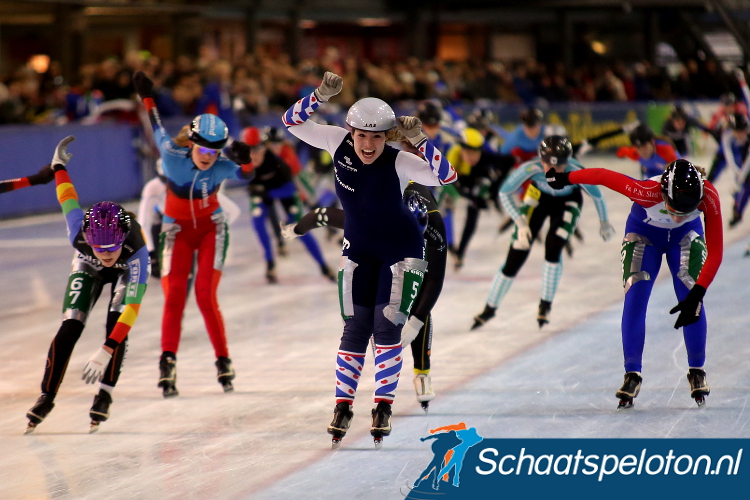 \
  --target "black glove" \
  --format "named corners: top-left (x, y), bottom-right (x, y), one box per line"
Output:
top-left (545, 168), bottom-right (571, 190)
top-left (133, 71), bottom-right (154, 99)
top-left (27, 164), bottom-right (54, 185)
top-left (224, 141), bottom-right (251, 165)
top-left (148, 250), bottom-right (161, 279)
top-left (669, 284), bottom-right (706, 329)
